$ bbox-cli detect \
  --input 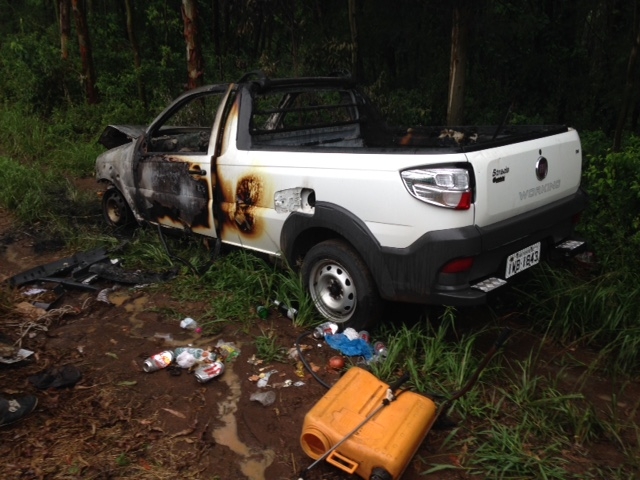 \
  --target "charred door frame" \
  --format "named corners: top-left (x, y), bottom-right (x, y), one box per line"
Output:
top-left (131, 84), bottom-right (230, 236)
